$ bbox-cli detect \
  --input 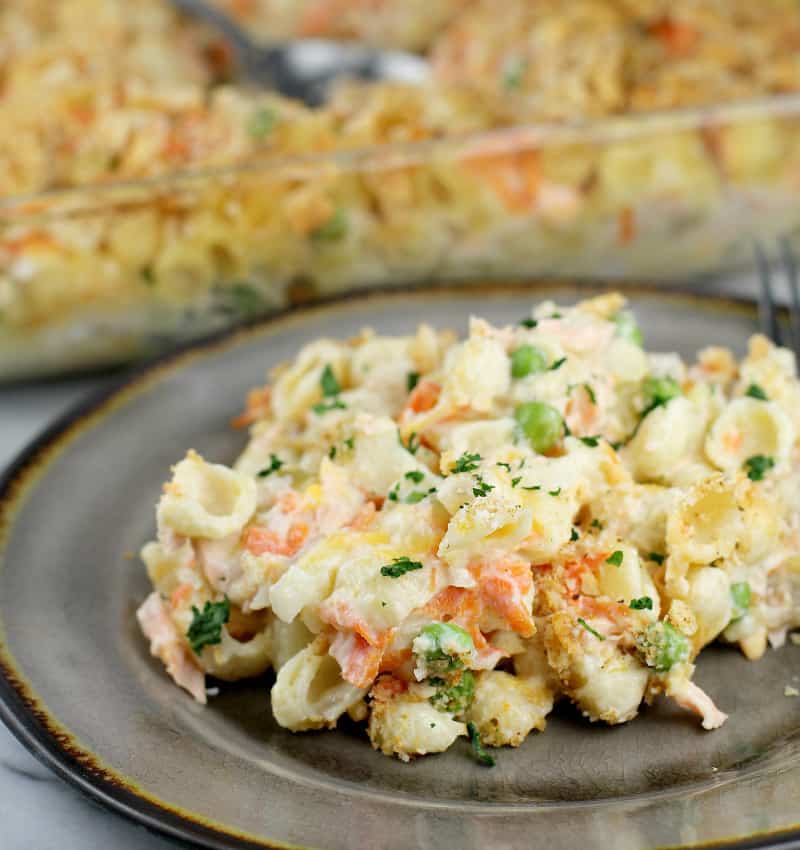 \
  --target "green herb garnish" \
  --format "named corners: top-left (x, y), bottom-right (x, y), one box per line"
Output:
top-left (247, 106), bottom-right (278, 140)
top-left (380, 557), bottom-right (424, 578)
top-left (311, 208), bottom-right (348, 242)
top-left (745, 383), bottom-right (768, 401)
top-left (549, 356), bottom-right (567, 372)
top-left (257, 454), bottom-right (284, 477)
top-left (630, 597), bottom-right (653, 610)
top-left (744, 454), bottom-right (775, 481)
top-left (570, 527), bottom-right (579, 542)
top-left (320, 364), bottom-right (341, 397)
top-left (606, 550), bottom-right (624, 567)
top-left (648, 552), bottom-right (665, 565)
top-left (577, 617), bottom-right (605, 641)
top-left (405, 470), bottom-right (425, 483)
top-left (187, 597), bottom-right (230, 655)
top-left (407, 372), bottom-right (420, 392)
top-left (472, 476), bottom-right (495, 498)
top-left (579, 436), bottom-right (600, 447)
top-left (452, 451), bottom-right (482, 474)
